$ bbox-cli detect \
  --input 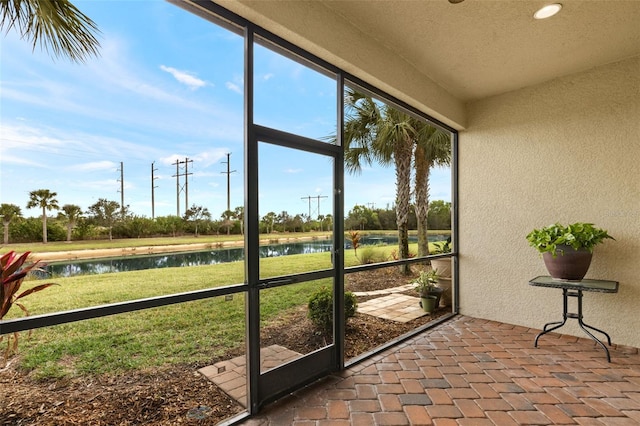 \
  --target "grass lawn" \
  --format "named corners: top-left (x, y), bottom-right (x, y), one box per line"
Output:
top-left (3, 239), bottom-right (443, 378)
